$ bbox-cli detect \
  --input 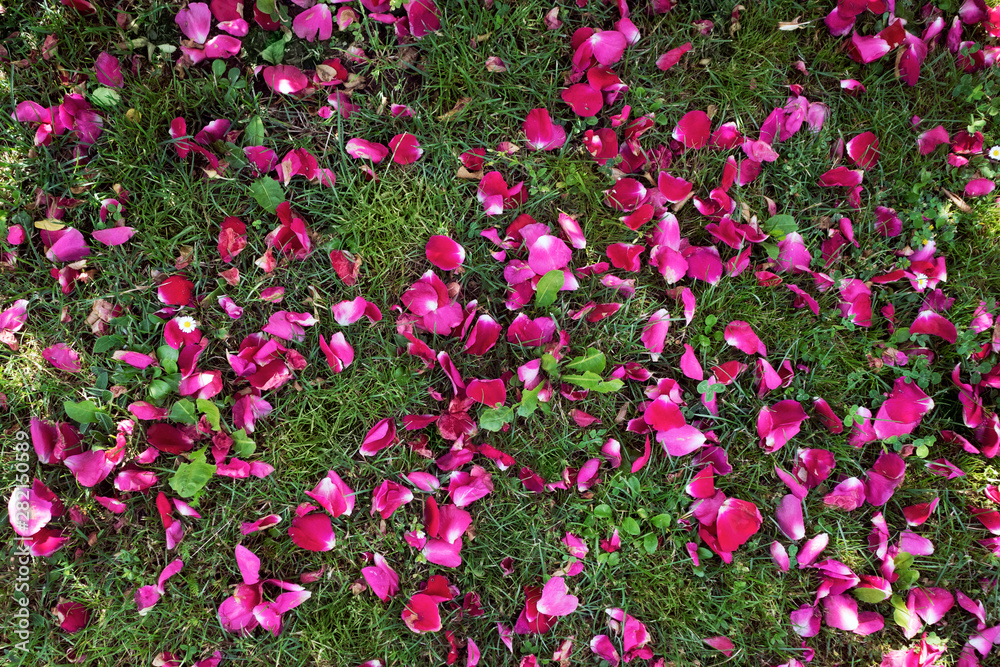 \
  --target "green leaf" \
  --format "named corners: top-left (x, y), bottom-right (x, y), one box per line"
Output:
top-left (250, 177), bottom-right (285, 213)
top-left (148, 379), bottom-right (172, 401)
top-left (896, 569), bottom-right (919, 589)
top-left (626, 476), bottom-right (641, 496)
top-left (894, 552), bottom-right (914, 570)
top-left (621, 517), bottom-right (641, 536)
top-left (594, 378), bottom-right (624, 394)
top-left (231, 429), bottom-right (256, 458)
top-left (853, 587), bottom-right (889, 604)
top-left (197, 399), bottom-right (221, 431)
top-left (566, 348), bottom-right (606, 374)
top-left (259, 37), bottom-right (286, 65)
top-left (93, 335), bottom-right (124, 355)
top-left (534, 269), bottom-right (565, 308)
top-left (517, 383), bottom-right (541, 418)
top-left (763, 242), bottom-right (781, 260)
top-left (64, 400), bottom-right (98, 424)
top-left (256, 0), bottom-right (278, 16)
top-left (650, 513), bottom-right (671, 530)
top-left (169, 399), bottom-right (198, 424)
top-left (540, 353), bottom-right (559, 374)
top-left (593, 504), bottom-right (612, 519)
top-left (90, 87), bottom-right (121, 108)
top-left (642, 533), bottom-right (658, 554)
top-left (563, 371), bottom-right (602, 390)
top-left (211, 58), bottom-right (226, 77)
top-left (479, 406), bottom-right (514, 432)
top-left (893, 606), bottom-right (914, 631)
top-left (245, 116), bottom-right (265, 145)
top-left (157, 344), bottom-right (179, 374)
top-left (704, 314), bottom-right (718, 328)
top-left (169, 455), bottom-right (216, 498)
top-left (763, 214), bottom-right (797, 240)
